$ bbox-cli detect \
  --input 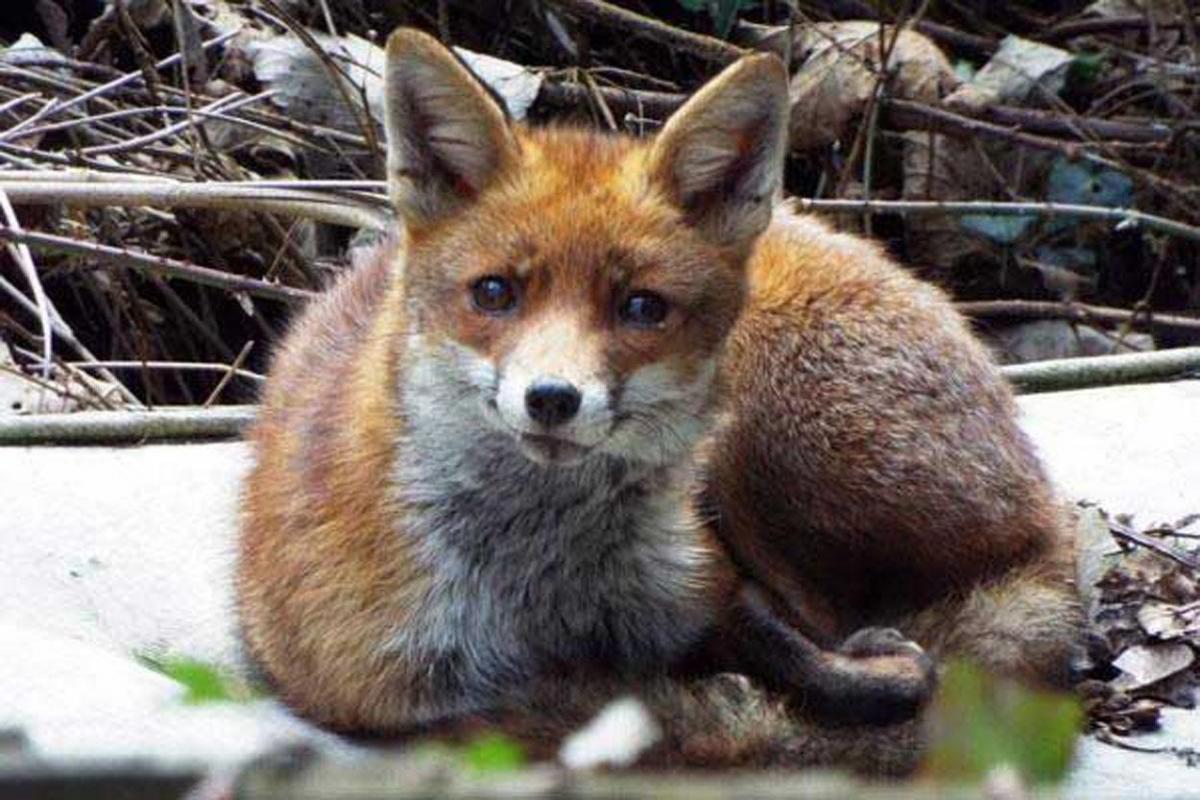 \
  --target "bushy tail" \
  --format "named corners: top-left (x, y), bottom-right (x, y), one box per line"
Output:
top-left (898, 538), bottom-right (1083, 687)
